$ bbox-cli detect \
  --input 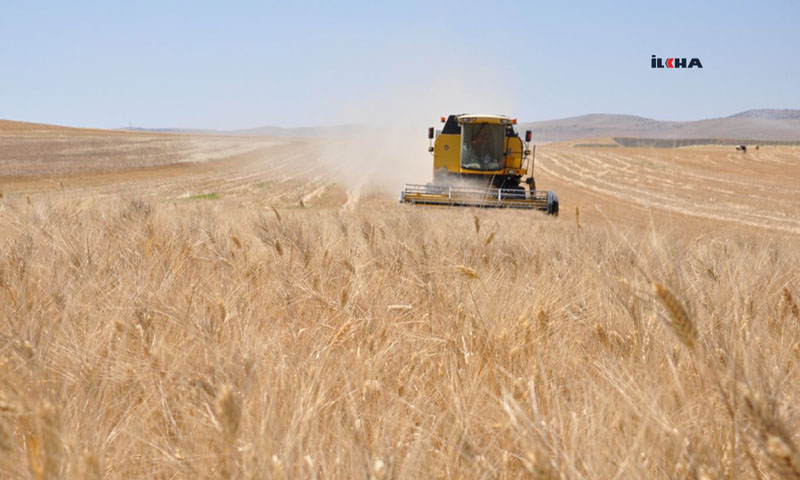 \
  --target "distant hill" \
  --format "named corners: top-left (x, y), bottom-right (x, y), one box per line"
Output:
top-left (121, 126), bottom-right (219, 135)
top-left (520, 109), bottom-right (800, 142)
top-left (8, 108), bottom-right (799, 142)
top-left (184, 109), bottom-right (800, 141)
top-left (725, 109), bottom-right (800, 120)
